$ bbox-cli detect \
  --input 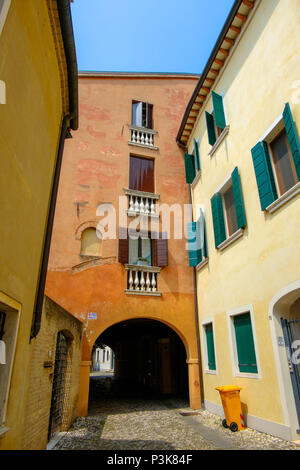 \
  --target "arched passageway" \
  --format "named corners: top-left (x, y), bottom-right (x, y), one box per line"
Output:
top-left (88, 319), bottom-right (189, 406)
